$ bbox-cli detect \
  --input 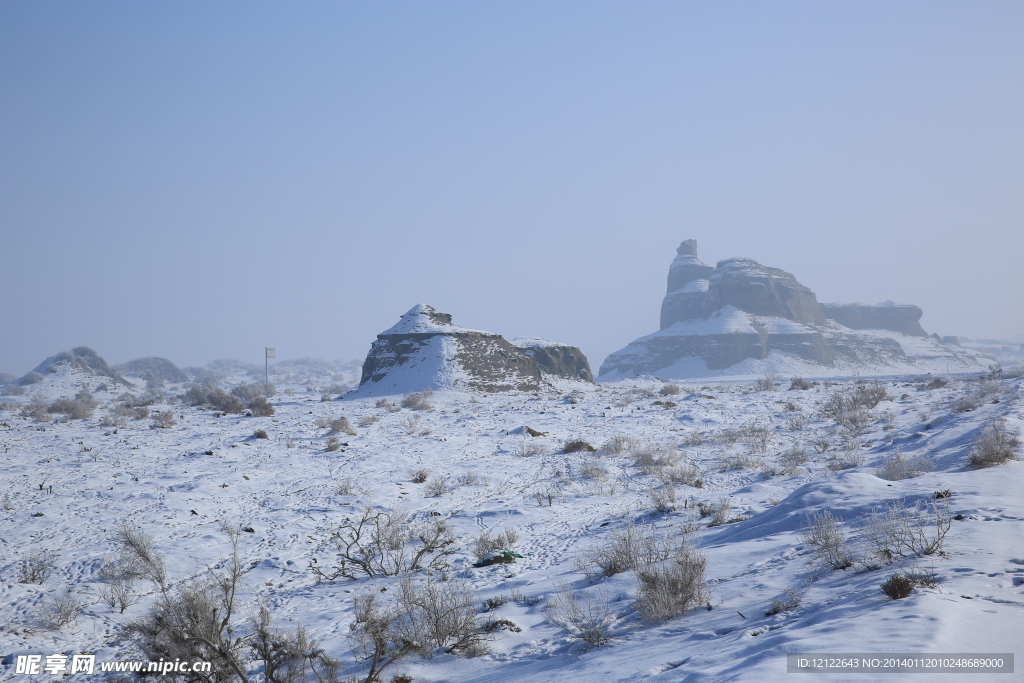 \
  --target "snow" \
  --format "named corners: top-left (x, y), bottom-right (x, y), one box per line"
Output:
top-left (379, 304), bottom-right (484, 336)
top-left (1, 365), bottom-right (1022, 683)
